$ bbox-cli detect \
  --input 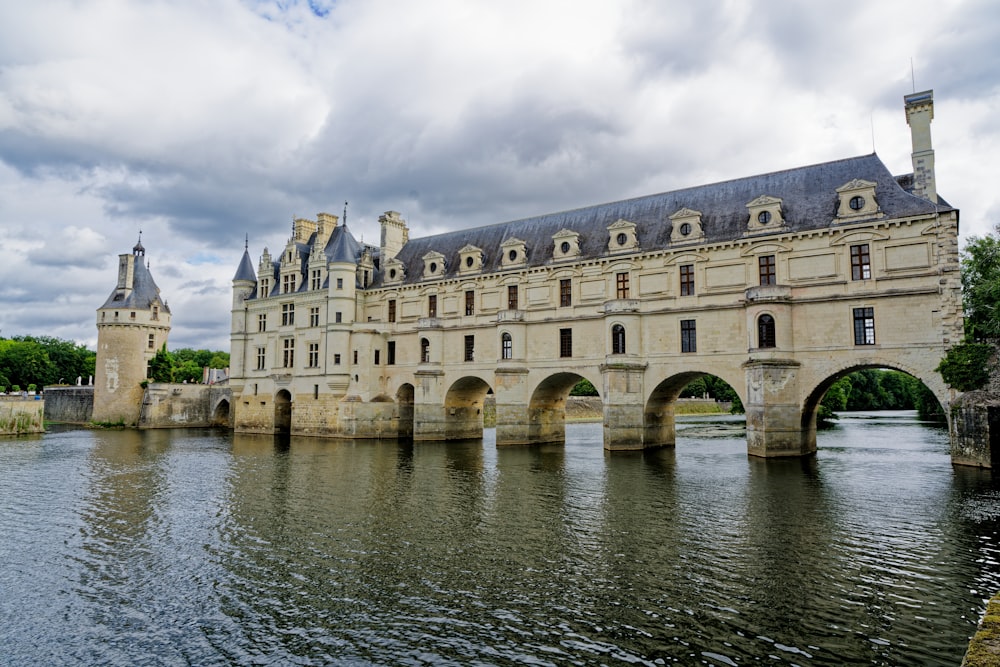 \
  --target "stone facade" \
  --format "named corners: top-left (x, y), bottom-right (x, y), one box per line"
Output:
top-left (138, 383), bottom-right (231, 429)
top-left (43, 386), bottom-right (94, 424)
top-left (230, 90), bottom-right (963, 457)
top-left (93, 239), bottom-right (171, 425)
